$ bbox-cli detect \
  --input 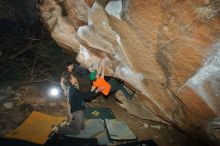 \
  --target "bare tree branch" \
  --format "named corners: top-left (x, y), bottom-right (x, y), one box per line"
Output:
top-left (7, 41), bottom-right (33, 60)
